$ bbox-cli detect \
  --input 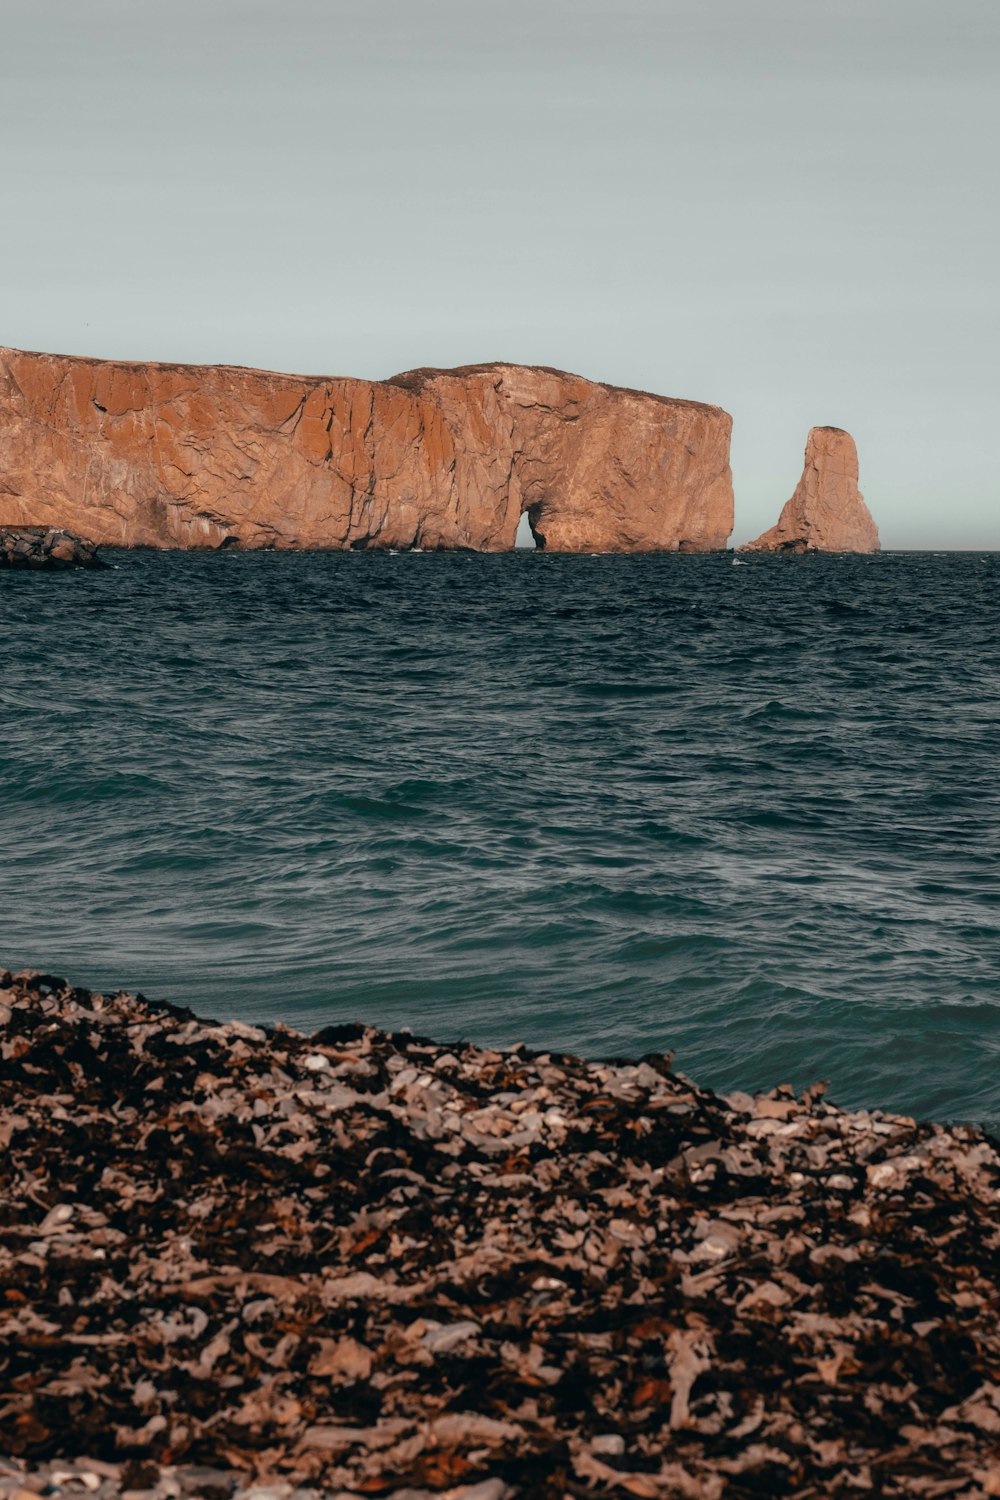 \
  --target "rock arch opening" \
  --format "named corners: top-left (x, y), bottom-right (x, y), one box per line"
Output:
top-left (514, 506), bottom-right (545, 551)
top-left (514, 511), bottom-right (536, 549)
